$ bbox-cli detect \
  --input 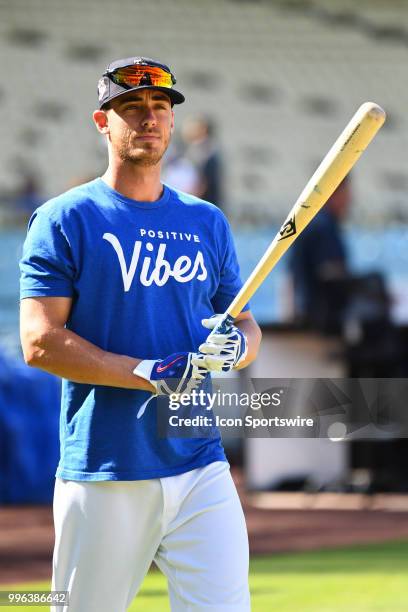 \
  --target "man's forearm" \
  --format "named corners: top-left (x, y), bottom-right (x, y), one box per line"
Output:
top-left (24, 326), bottom-right (155, 391)
top-left (235, 318), bottom-right (262, 369)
